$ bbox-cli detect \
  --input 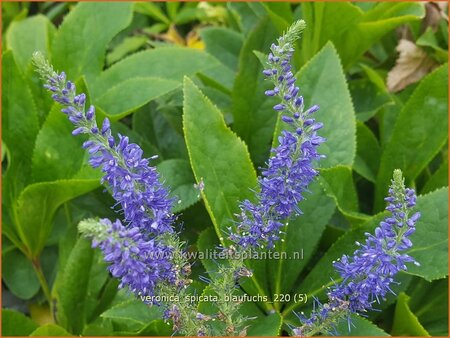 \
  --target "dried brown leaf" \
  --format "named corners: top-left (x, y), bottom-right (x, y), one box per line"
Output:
top-left (387, 39), bottom-right (437, 93)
